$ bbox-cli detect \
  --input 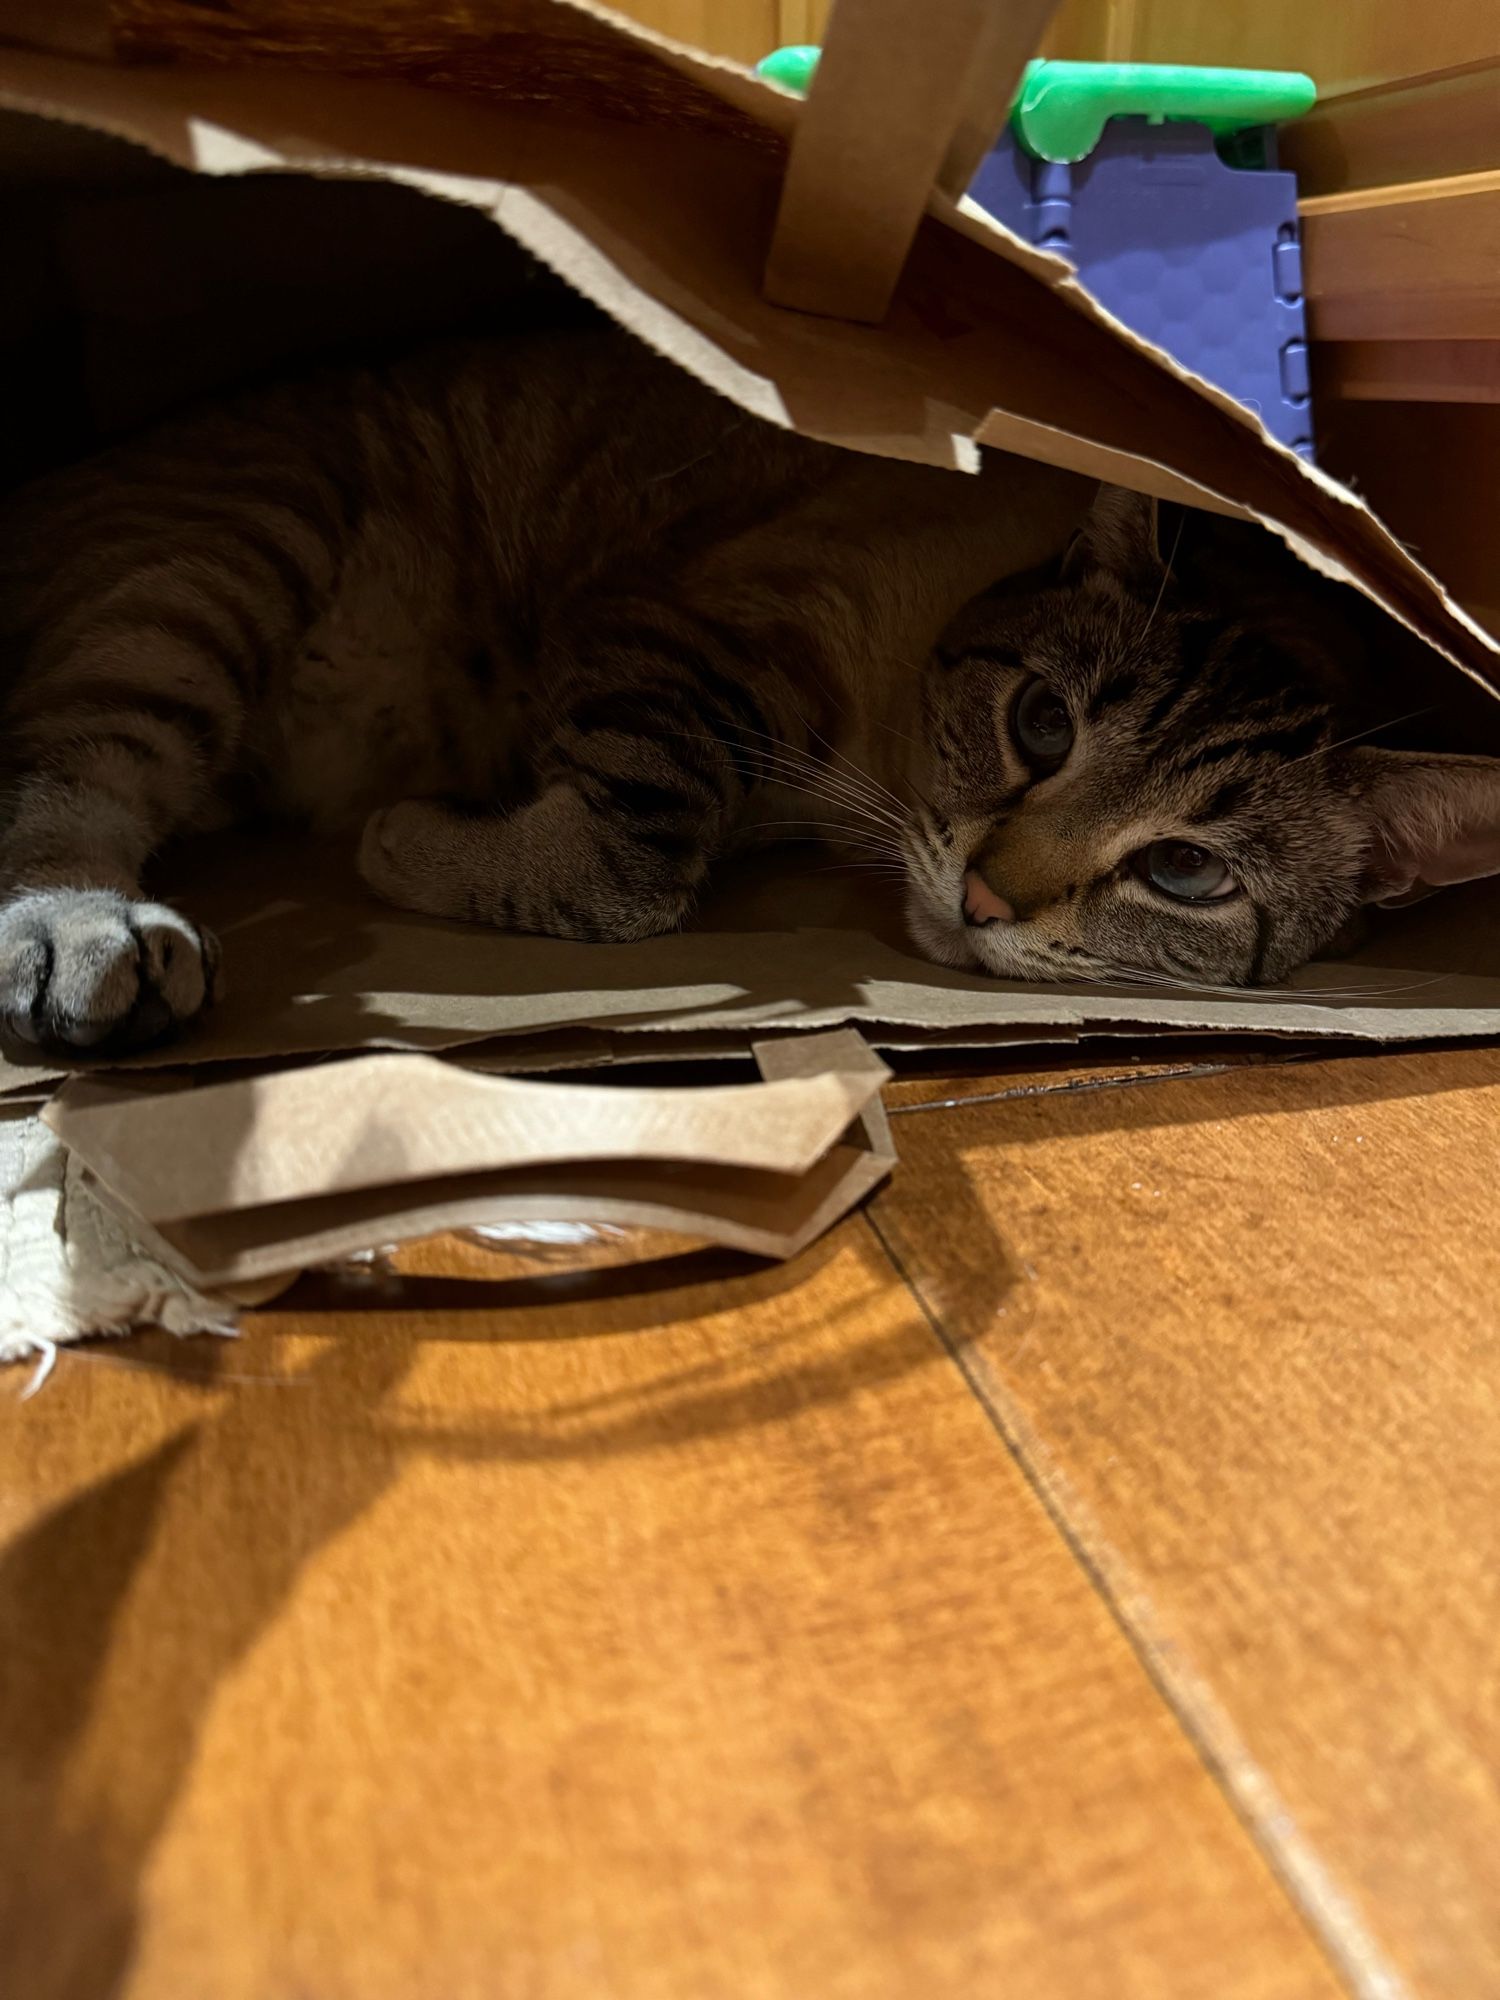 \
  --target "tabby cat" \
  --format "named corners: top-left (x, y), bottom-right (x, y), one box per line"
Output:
top-left (1, 323), bottom-right (1498, 1052)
